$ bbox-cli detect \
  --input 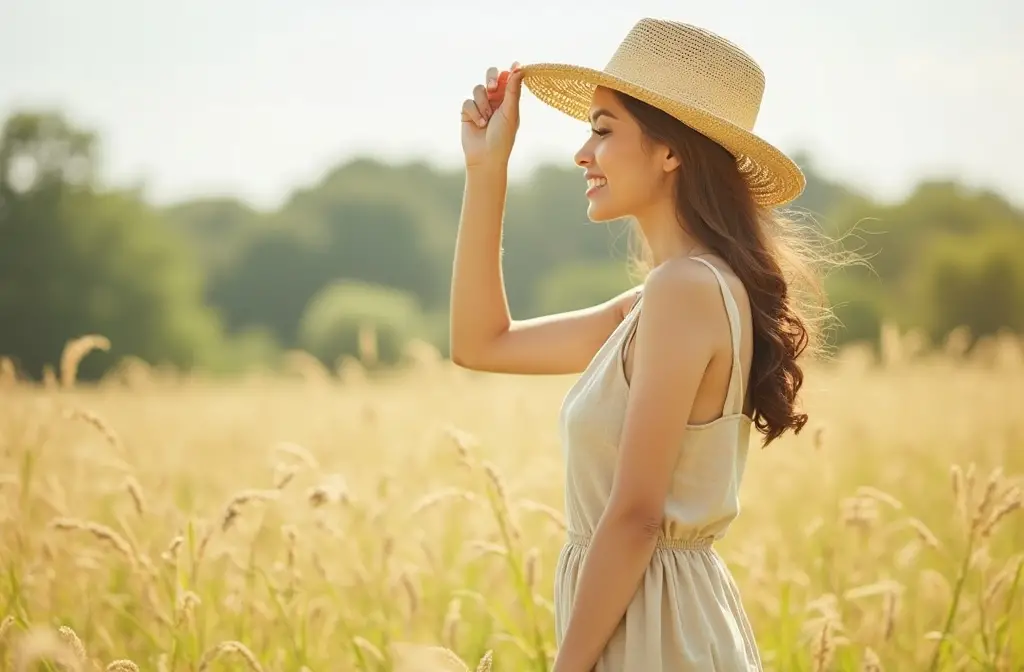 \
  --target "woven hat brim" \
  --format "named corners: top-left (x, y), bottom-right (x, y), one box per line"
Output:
top-left (520, 63), bottom-right (805, 208)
